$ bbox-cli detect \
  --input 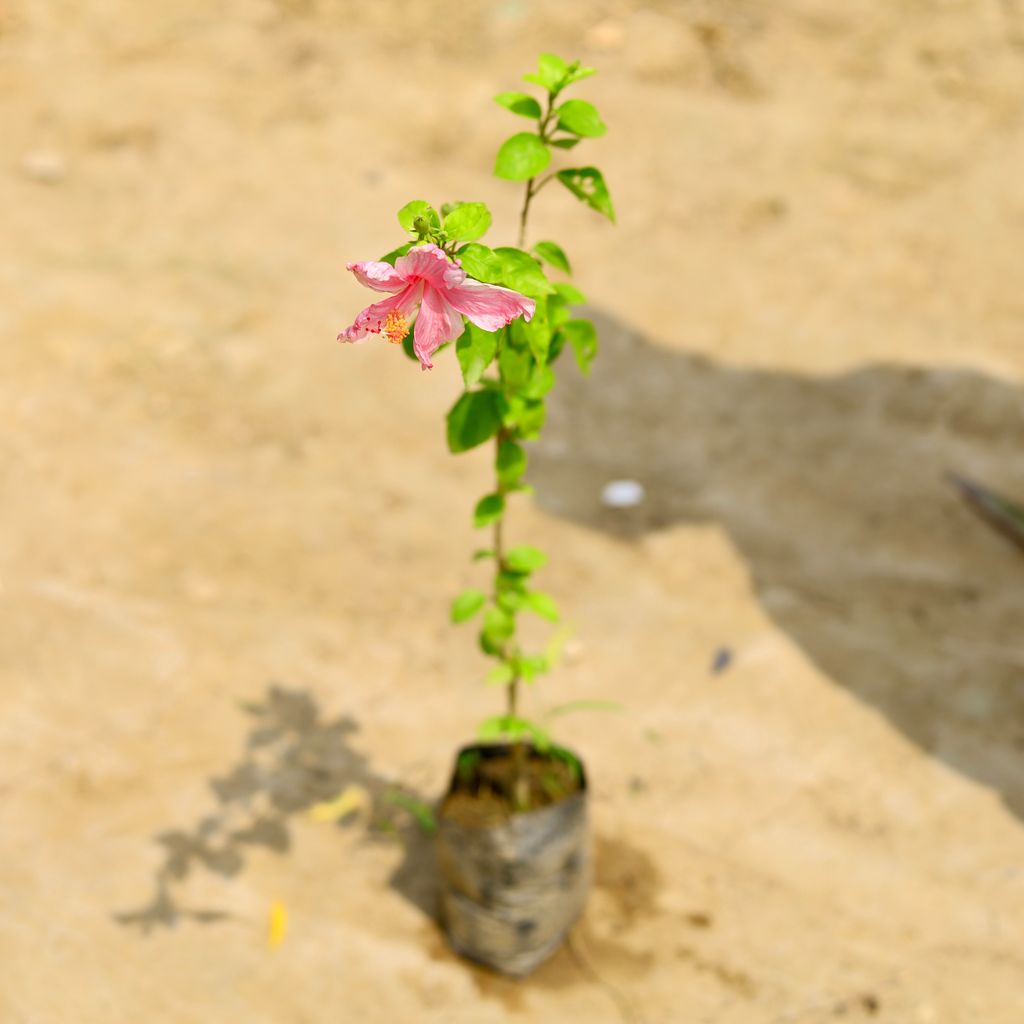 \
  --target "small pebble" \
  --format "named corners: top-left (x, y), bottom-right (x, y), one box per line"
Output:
top-left (601, 479), bottom-right (645, 508)
top-left (19, 150), bottom-right (67, 184)
top-left (861, 994), bottom-right (880, 1015)
top-left (711, 647), bottom-right (733, 674)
